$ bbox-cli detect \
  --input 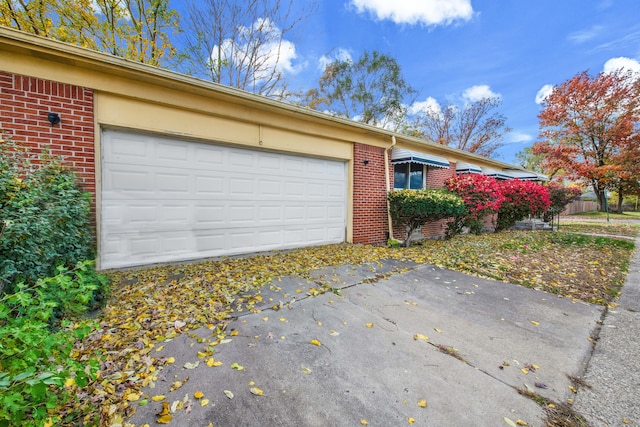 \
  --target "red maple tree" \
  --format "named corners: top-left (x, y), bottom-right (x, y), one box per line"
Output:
top-left (533, 69), bottom-right (640, 211)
